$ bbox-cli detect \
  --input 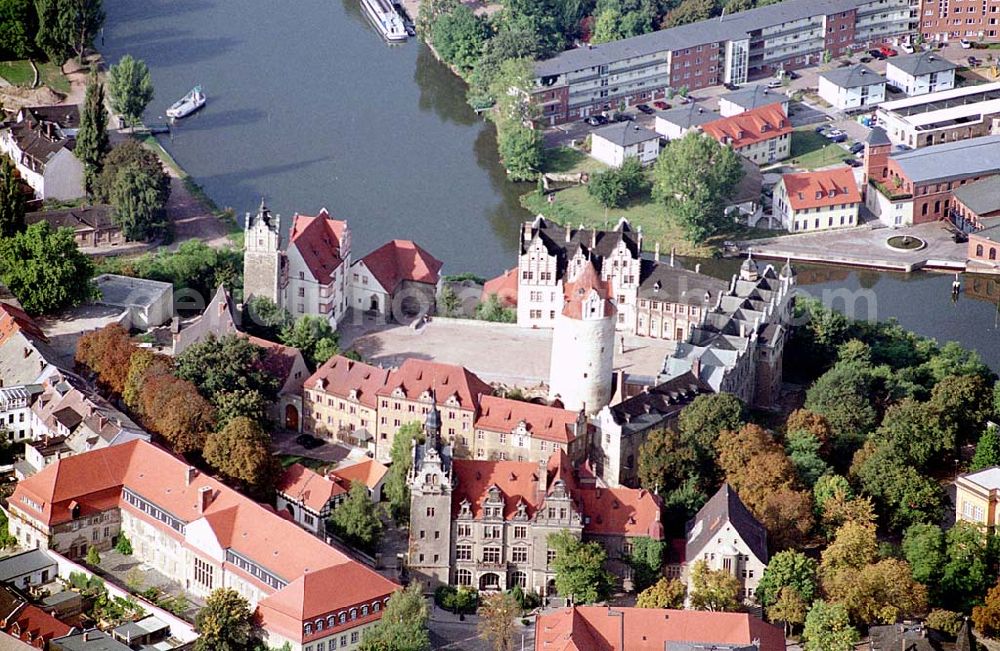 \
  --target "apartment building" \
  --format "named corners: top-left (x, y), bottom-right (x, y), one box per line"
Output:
top-left (876, 82), bottom-right (1000, 148)
top-left (701, 105), bottom-right (792, 164)
top-left (532, 0), bottom-right (913, 124)
top-left (773, 167), bottom-right (863, 232)
top-left (919, 0), bottom-right (1000, 42)
top-left (473, 395), bottom-right (588, 463)
top-left (8, 440), bottom-right (398, 651)
top-left (303, 355), bottom-right (389, 454)
top-left (885, 50), bottom-right (956, 95)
